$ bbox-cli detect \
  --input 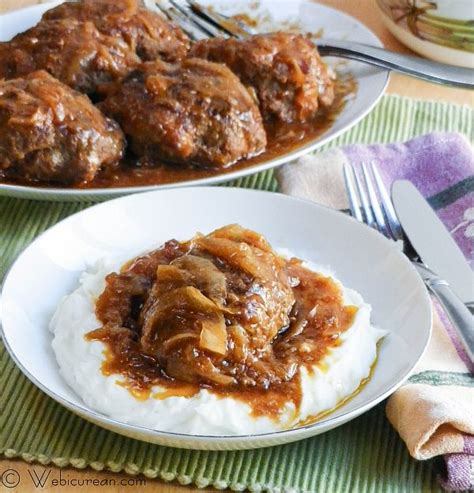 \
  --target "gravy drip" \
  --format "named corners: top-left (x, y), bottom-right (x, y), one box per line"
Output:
top-left (87, 226), bottom-right (358, 419)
